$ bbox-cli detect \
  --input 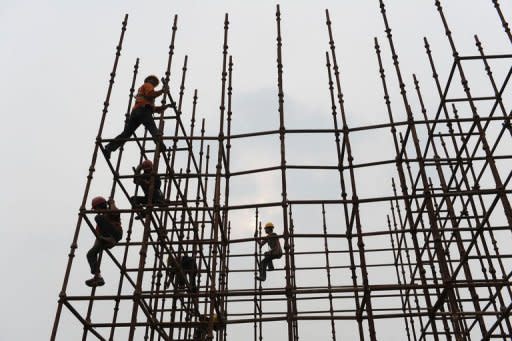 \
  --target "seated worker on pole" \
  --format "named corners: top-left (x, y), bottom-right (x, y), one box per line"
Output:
top-left (103, 75), bottom-right (174, 160)
top-left (130, 159), bottom-right (170, 213)
top-left (165, 254), bottom-right (198, 292)
top-left (256, 222), bottom-right (283, 281)
top-left (85, 196), bottom-right (123, 287)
